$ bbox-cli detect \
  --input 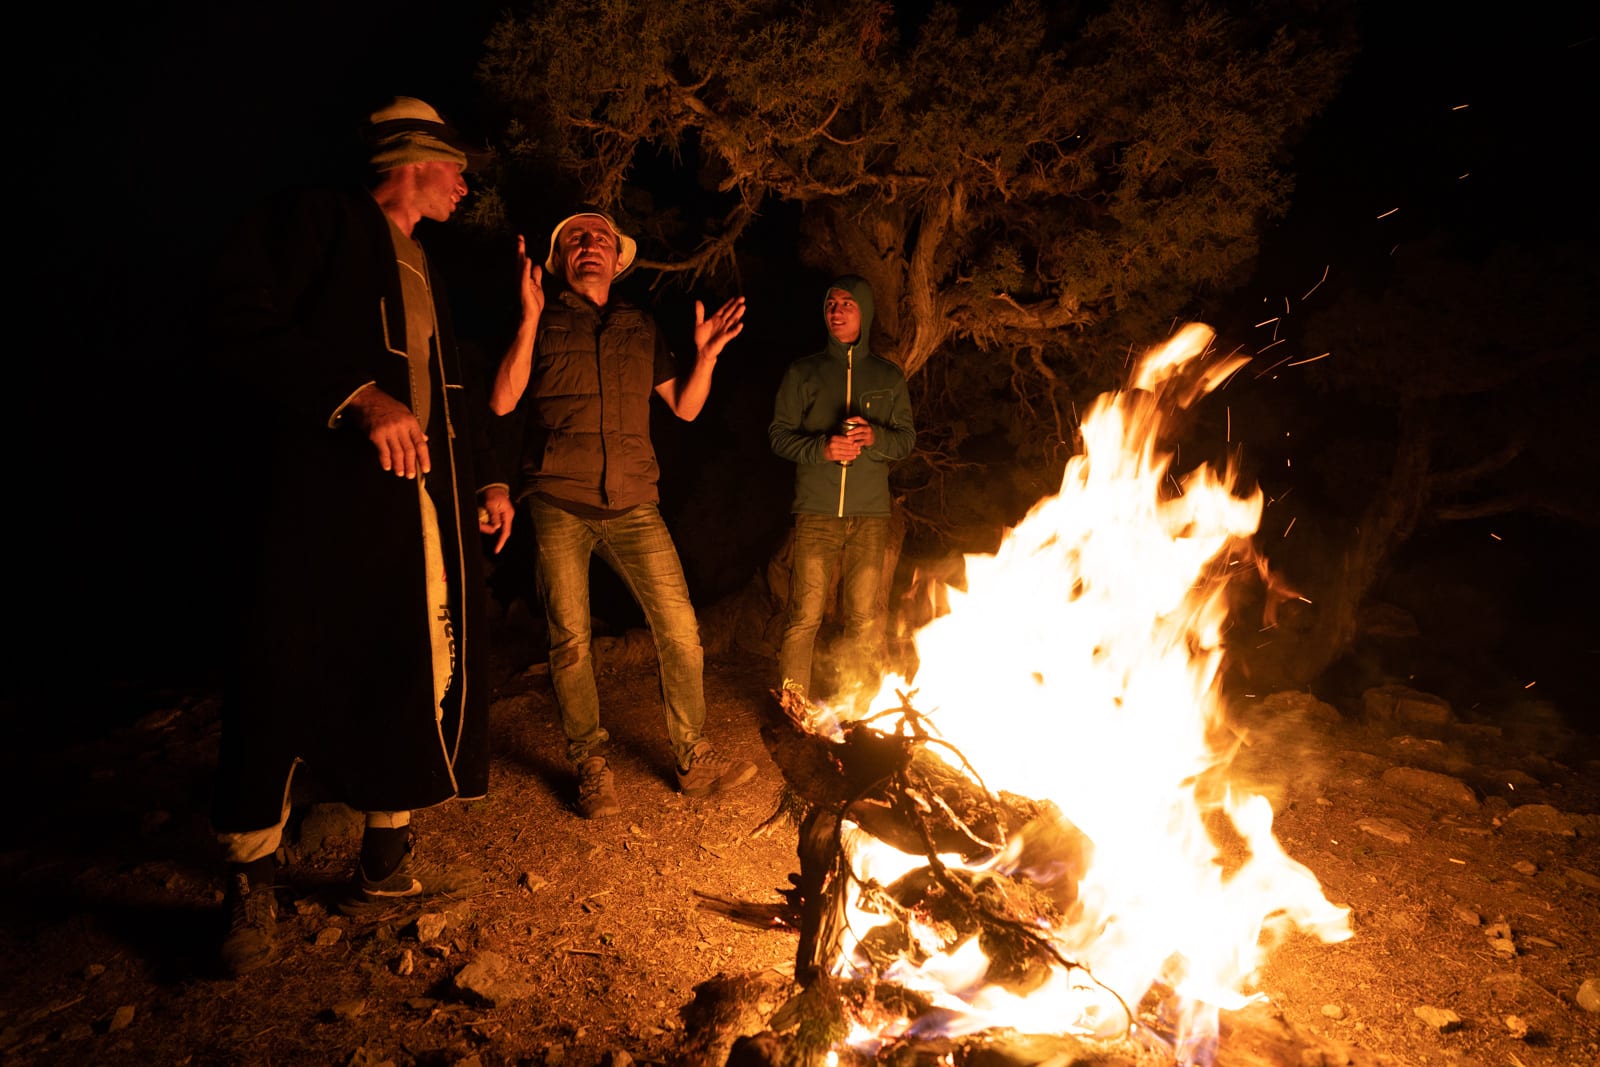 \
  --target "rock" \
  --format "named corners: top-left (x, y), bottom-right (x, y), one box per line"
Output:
top-left (1380, 766), bottom-right (1479, 811)
top-left (1502, 803), bottom-right (1576, 835)
top-left (326, 999), bottom-right (367, 1021)
top-left (1320, 1003), bottom-right (1345, 1020)
top-left (345, 1047), bottom-right (397, 1067)
top-left (1577, 978), bottom-right (1600, 1013)
top-left (1255, 690), bottom-right (1343, 724)
top-left (1357, 817), bottom-right (1412, 845)
top-left (415, 913), bottom-right (449, 943)
top-left (453, 951), bottom-right (537, 1007)
top-left (603, 1051), bottom-right (635, 1067)
top-left (1364, 685), bottom-right (1453, 728)
top-left (1485, 922), bottom-right (1517, 955)
top-left (1567, 867), bottom-right (1600, 891)
top-left (1497, 769), bottom-right (1540, 789)
top-left (518, 871), bottom-right (549, 893)
top-left (108, 1005), bottom-right (135, 1033)
top-left (83, 963), bottom-right (106, 980)
top-left (1453, 908), bottom-right (1481, 926)
top-left (395, 948), bottom-right (415, 976)
top-left (297, 803), bottom-right (364, 855)
top-left (1412, 1005), bottom-right (1461, 1032)
top-left (1503, 1014), bottom-right (1529, 1039)
top-left (314, 926), bottom-right (344, 947)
